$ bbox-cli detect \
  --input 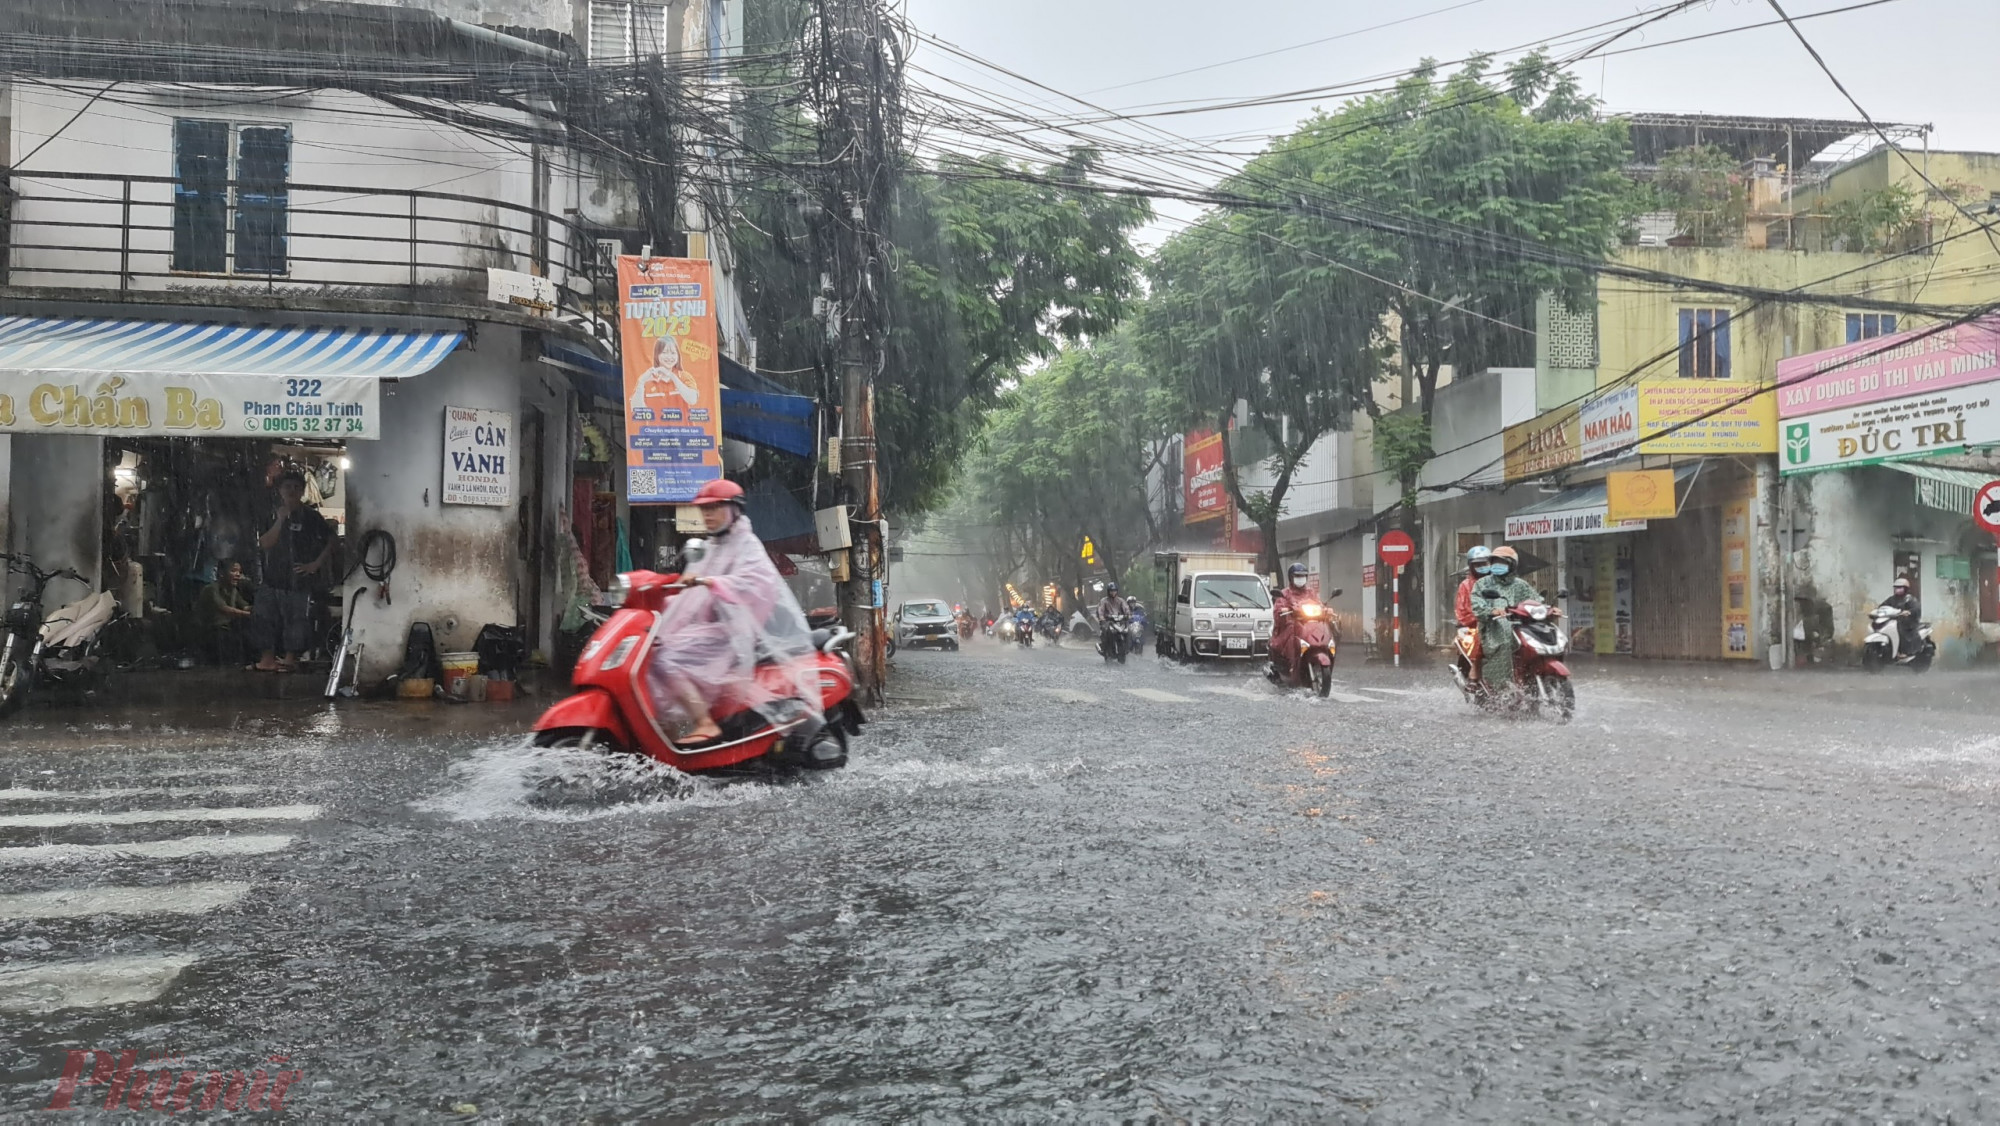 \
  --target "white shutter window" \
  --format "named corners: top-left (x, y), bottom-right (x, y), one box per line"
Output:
top-left (633, 4), bottom-right (667, 57)
top-left (590, 0), bottom-right (632, 59)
